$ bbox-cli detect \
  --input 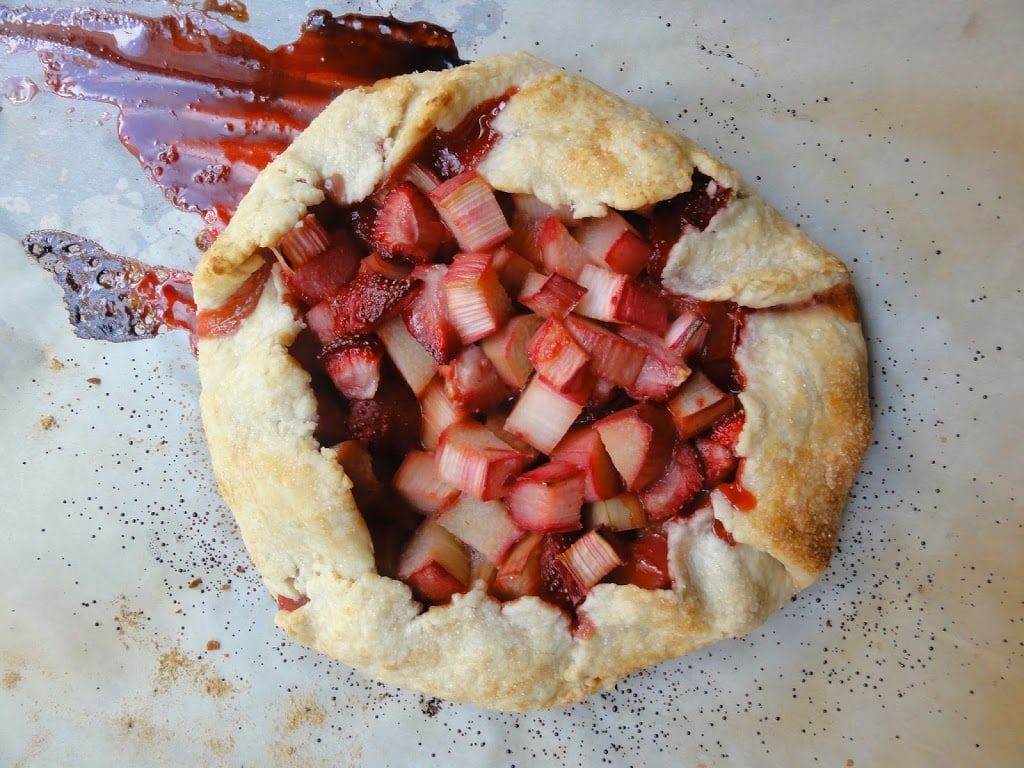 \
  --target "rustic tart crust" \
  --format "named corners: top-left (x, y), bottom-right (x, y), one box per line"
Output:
top-left (194, 53), bottom-right (870, 710)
